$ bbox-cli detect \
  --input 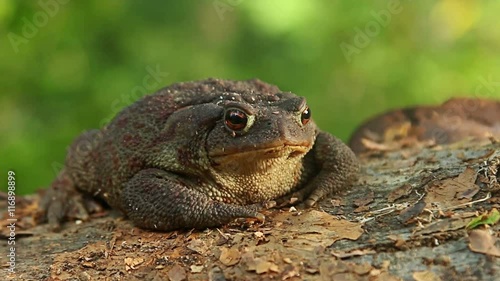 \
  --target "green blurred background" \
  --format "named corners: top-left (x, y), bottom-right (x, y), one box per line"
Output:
top-left (1, 0), bottom-right (499, 194)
